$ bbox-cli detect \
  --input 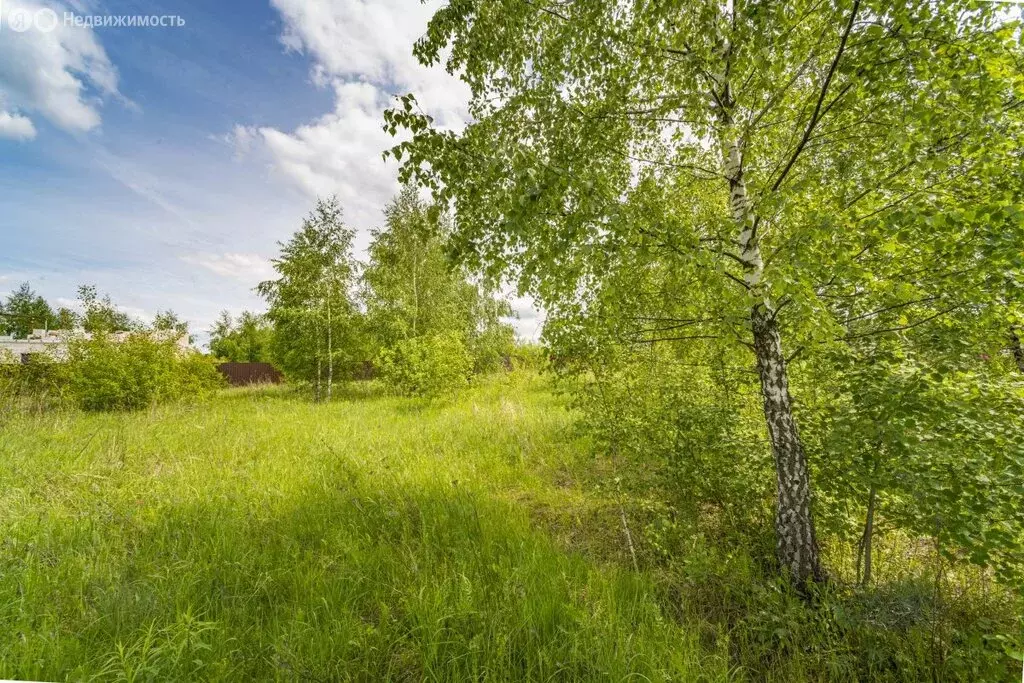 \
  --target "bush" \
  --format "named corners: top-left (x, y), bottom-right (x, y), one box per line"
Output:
top-left (66, 333), bottom-right (223, 411)
top-left (0, 351), bottom-right (67, 415)
top-left (468, 320), bottom-right (516, 375)
top-left (655, 532), bottom-right (1021, 682)
top-left (377, 332), bottom-right (472, 397)
top-left (508, 343), bottom-right (547, 372)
